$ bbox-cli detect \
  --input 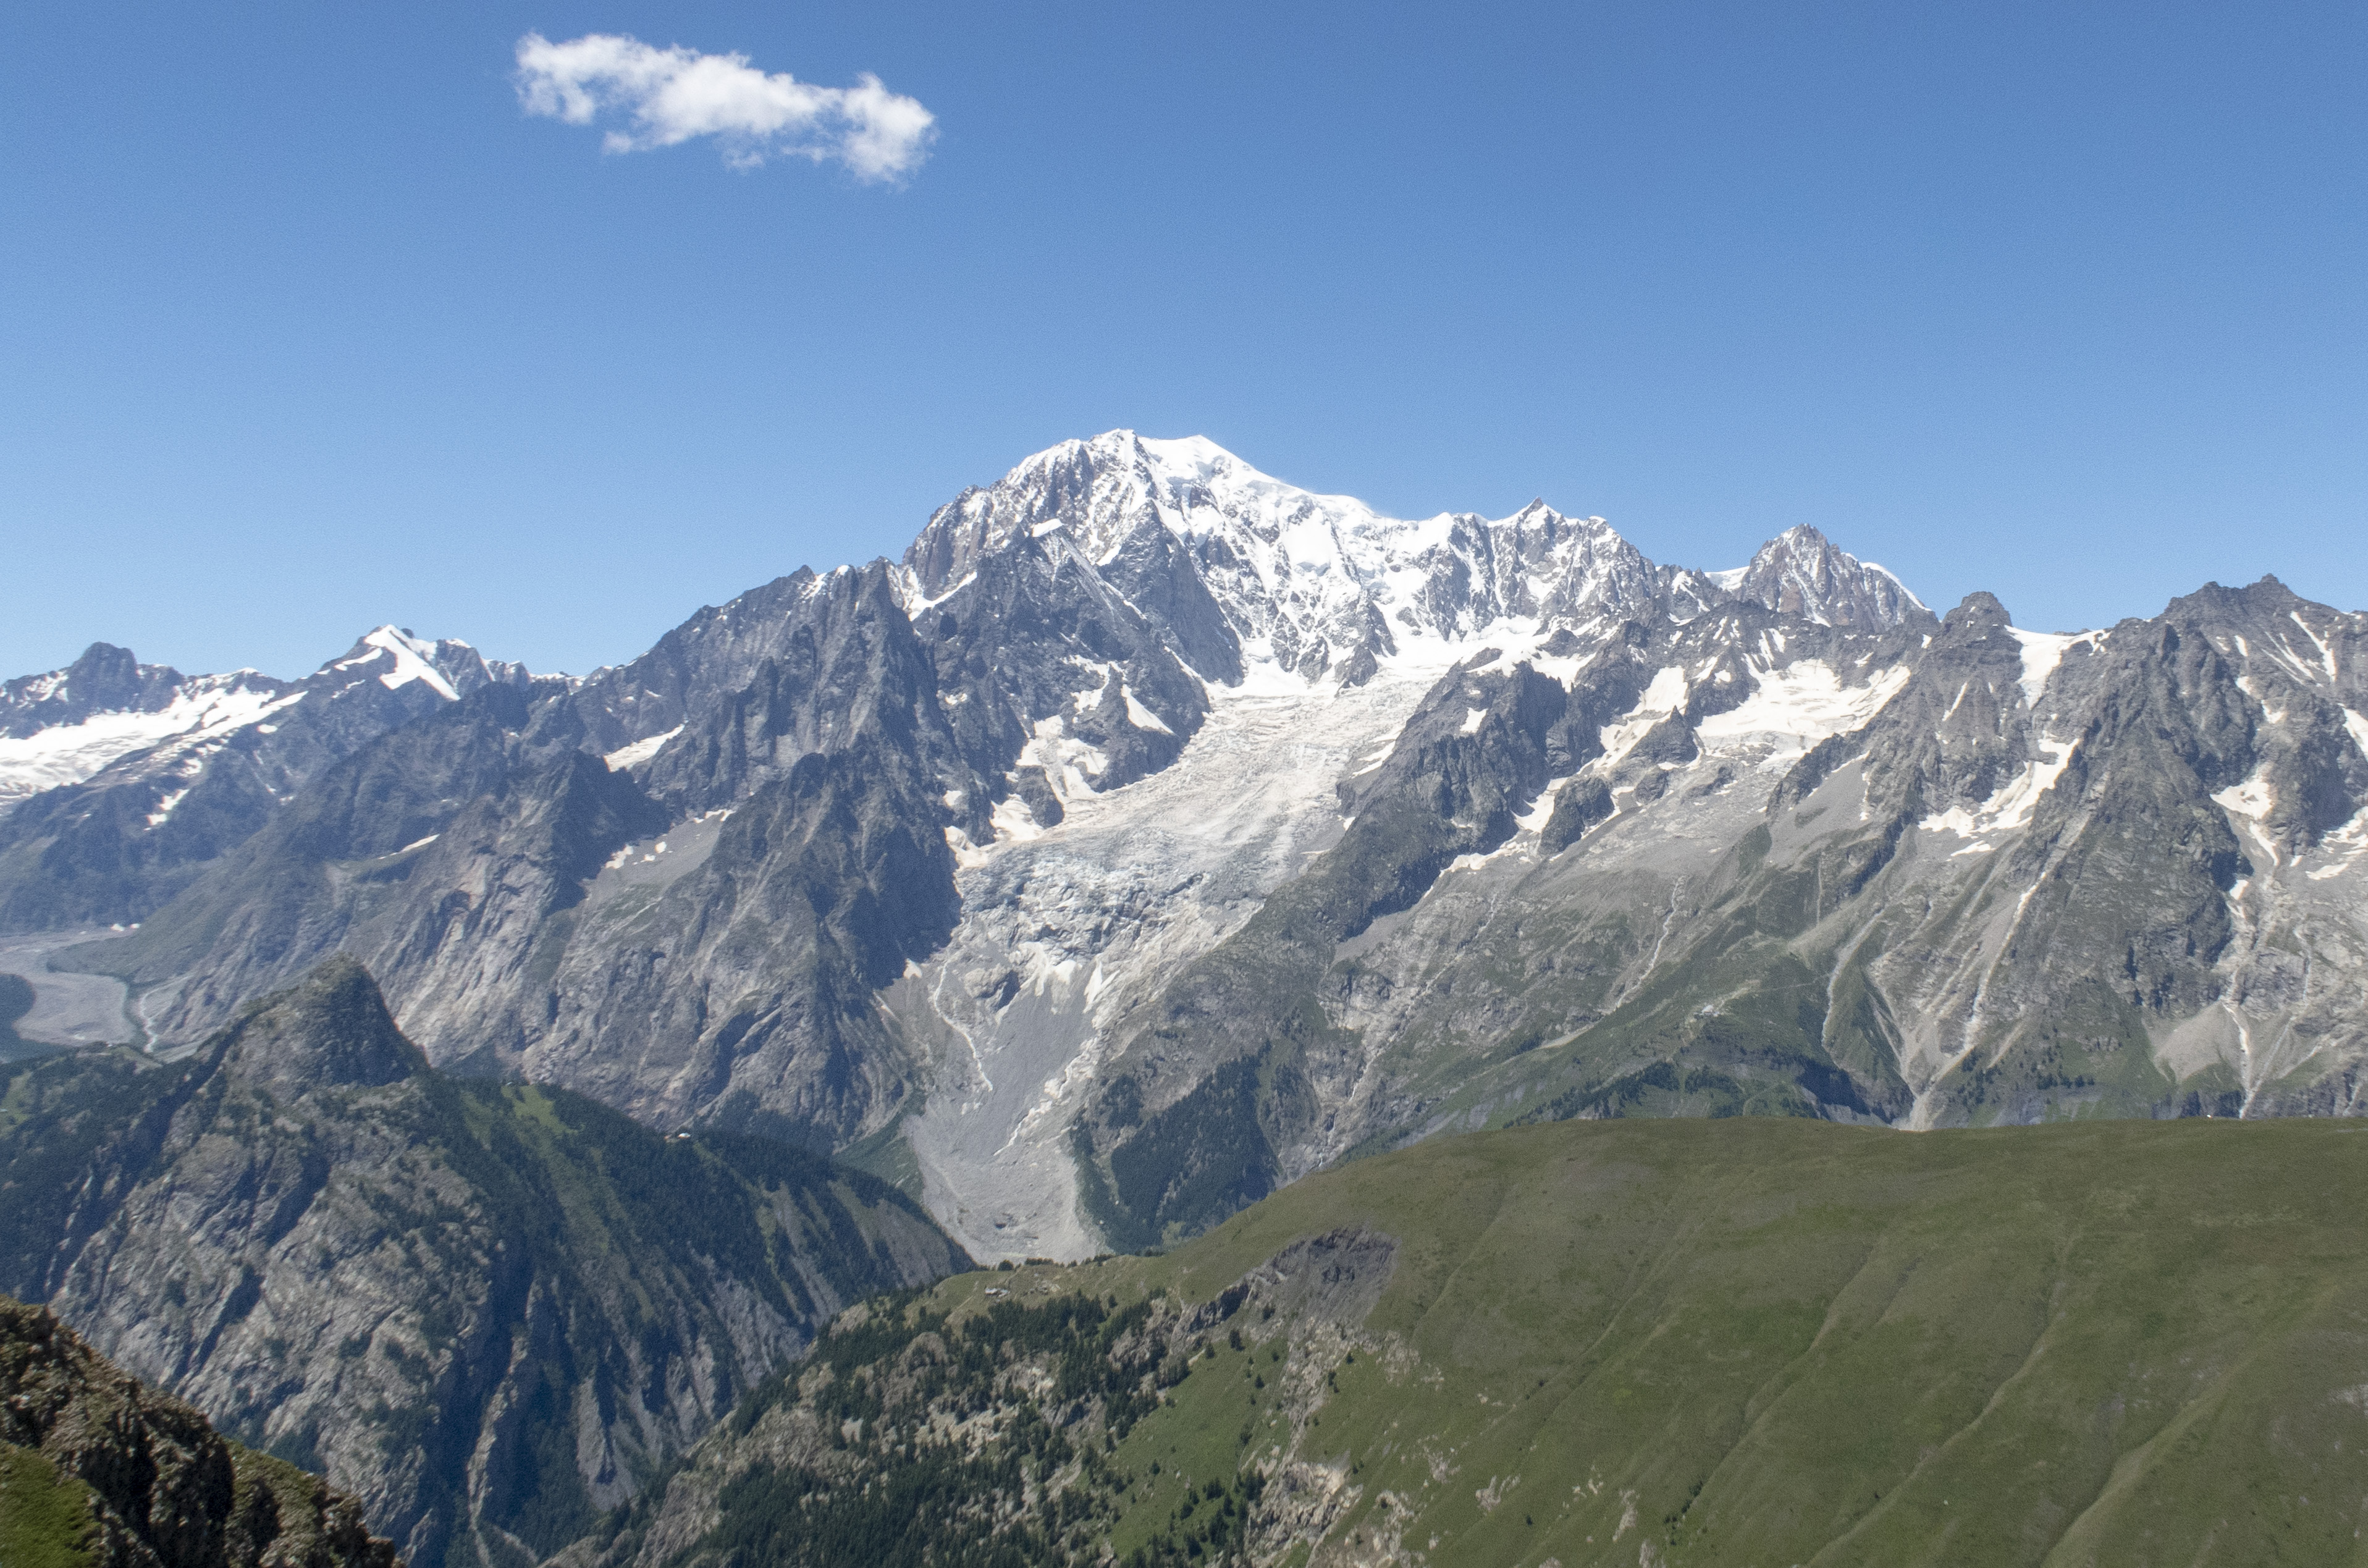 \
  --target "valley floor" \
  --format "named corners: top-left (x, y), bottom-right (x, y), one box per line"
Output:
top-left (0, 932), bottom-right (134, 1050)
